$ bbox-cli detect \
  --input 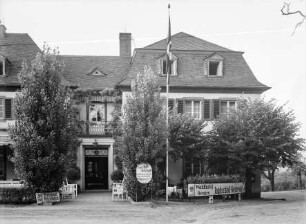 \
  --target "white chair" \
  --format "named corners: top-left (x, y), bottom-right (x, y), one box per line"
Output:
top-left (112, 183), bottom-right (128, 201)
top-left (61, 184), bottom-right (77, 201)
